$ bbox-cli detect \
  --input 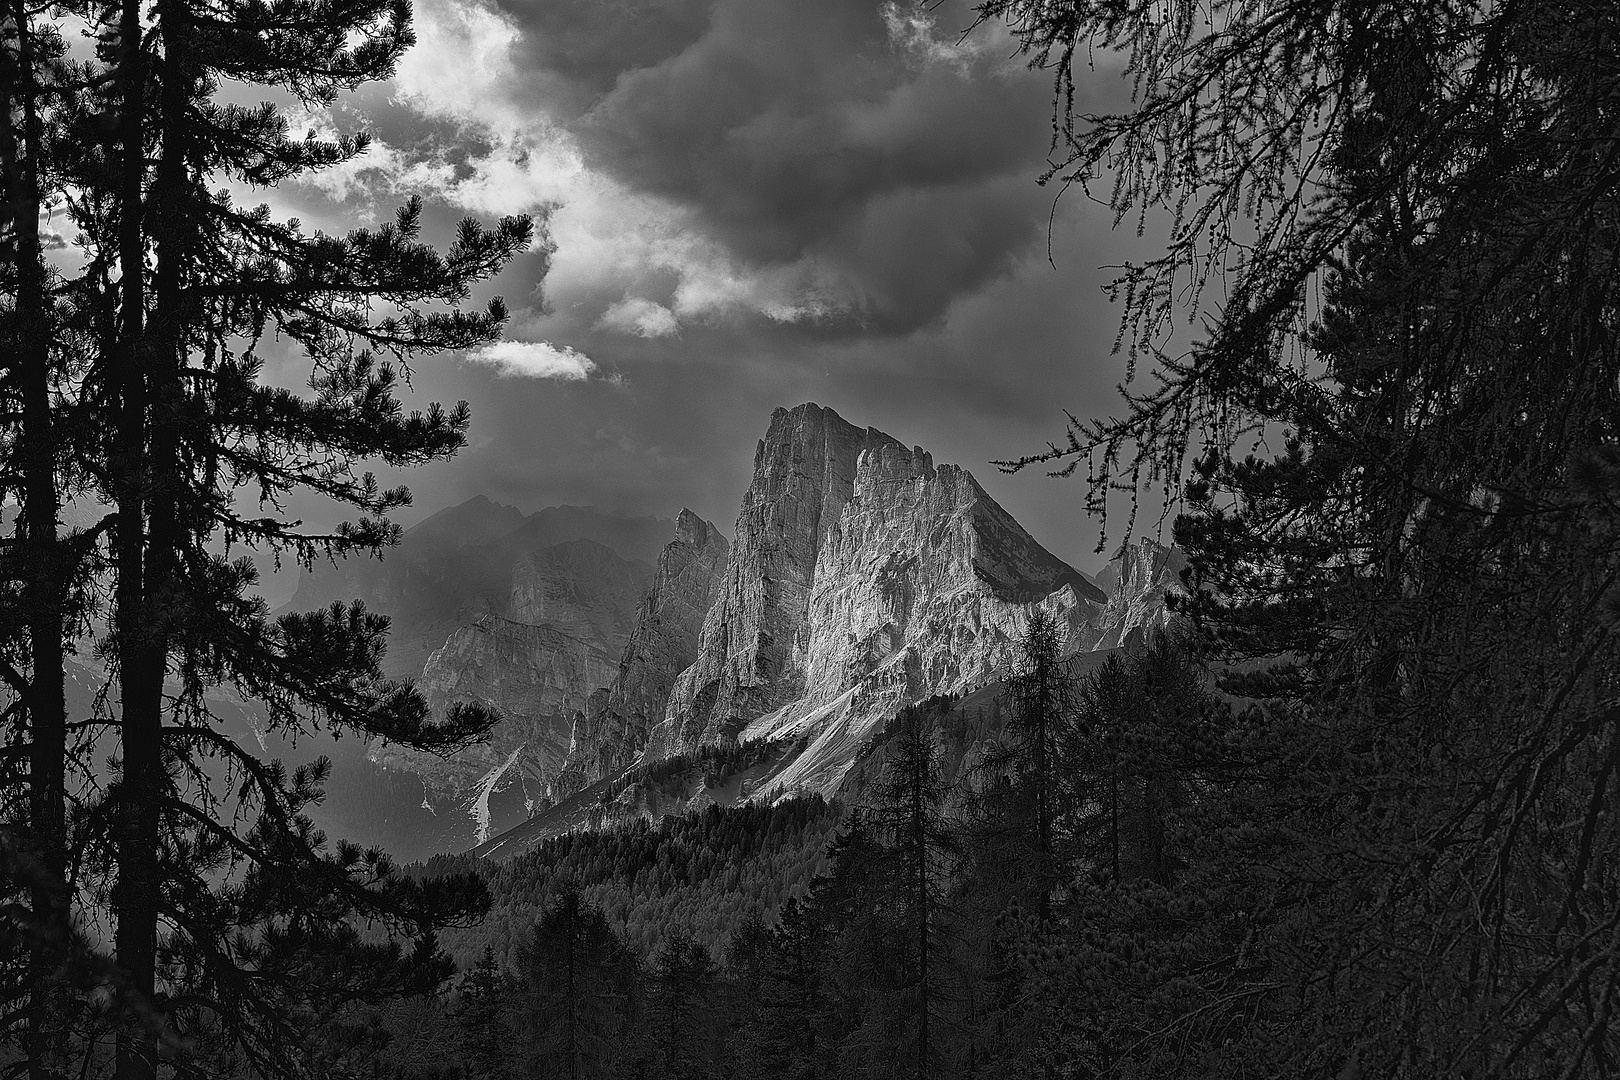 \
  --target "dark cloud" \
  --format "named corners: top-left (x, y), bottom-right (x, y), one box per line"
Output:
top-left (488, 0), bottom-right (713, 117)
top-left (268, 0), bottom-right (1165, 577)
top-left (404, 0), bottom-right (1061, 334)
top-left (346, 197), bottom-right (1162, 578)
top-left (570, 0), bottom-right (1055, 330)
top-left (582, 5), bottom-right (1045, 247)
